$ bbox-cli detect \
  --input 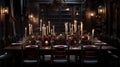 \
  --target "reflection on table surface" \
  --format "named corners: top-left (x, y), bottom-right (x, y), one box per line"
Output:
top-left (4, 44), bottom-right (117, 50)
